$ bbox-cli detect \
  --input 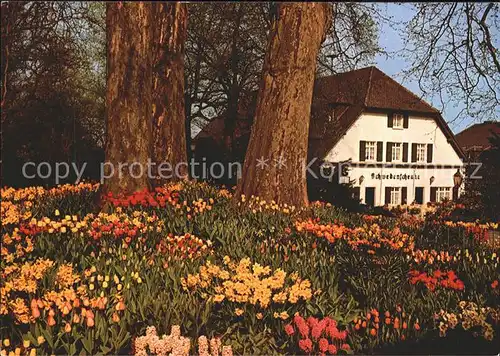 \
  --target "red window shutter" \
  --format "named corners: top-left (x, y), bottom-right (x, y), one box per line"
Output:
top-left (430, 187), bottom-right (437, 202)
top-left (411, 143), bottom-right (418, 162)
top-left (386, 142), bottom-right (393, 162)
top-left (427, 144), bottom-right (433, 163)
top-left (377, 141), bottom-right (383, 162)
top-left (403, 143), bottom-right (409, 162)
top-left (403, 113), bottom-right (409, 128)
top-left (359, 141), bottom-right (366, 161)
